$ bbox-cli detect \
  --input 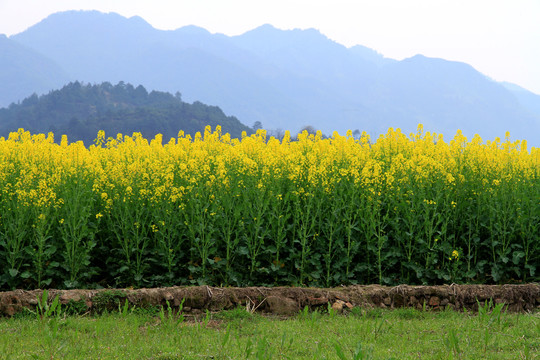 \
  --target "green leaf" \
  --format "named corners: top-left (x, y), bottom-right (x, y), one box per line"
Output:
top-left (238, 247), bottom-right (249, 256)
top-left (525, 264), bottom-right (536, 277)
top-left (491, 265), bottom-right (501, 283)
top-left (477, 260), bottom-right (488, 268)
top-left (8, 268), bottom-right (18, 277)
top-left (44, 246), bottom-right (57, 256)
top-left (512, 251), bottom-right (525, 265)
top-left (64, 280), bottom-right (78, 288)
top-left (333, 341), bottom-right (348, 360)
top-left (270, 263), bottom-right (280, 271)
